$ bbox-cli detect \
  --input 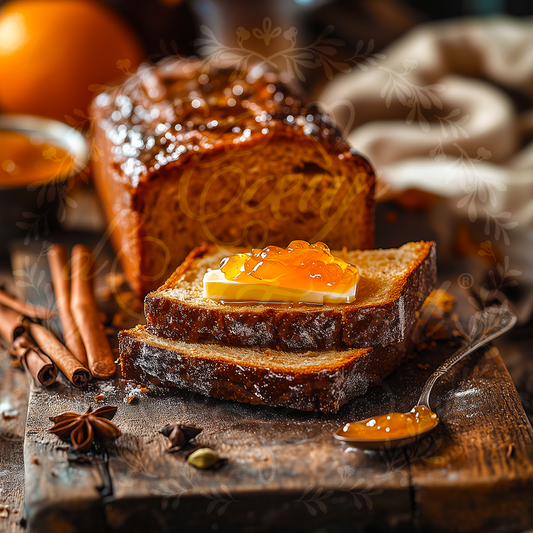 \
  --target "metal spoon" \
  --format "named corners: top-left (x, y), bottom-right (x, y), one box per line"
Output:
top-left (334, 305), bottom-right (517, 450)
